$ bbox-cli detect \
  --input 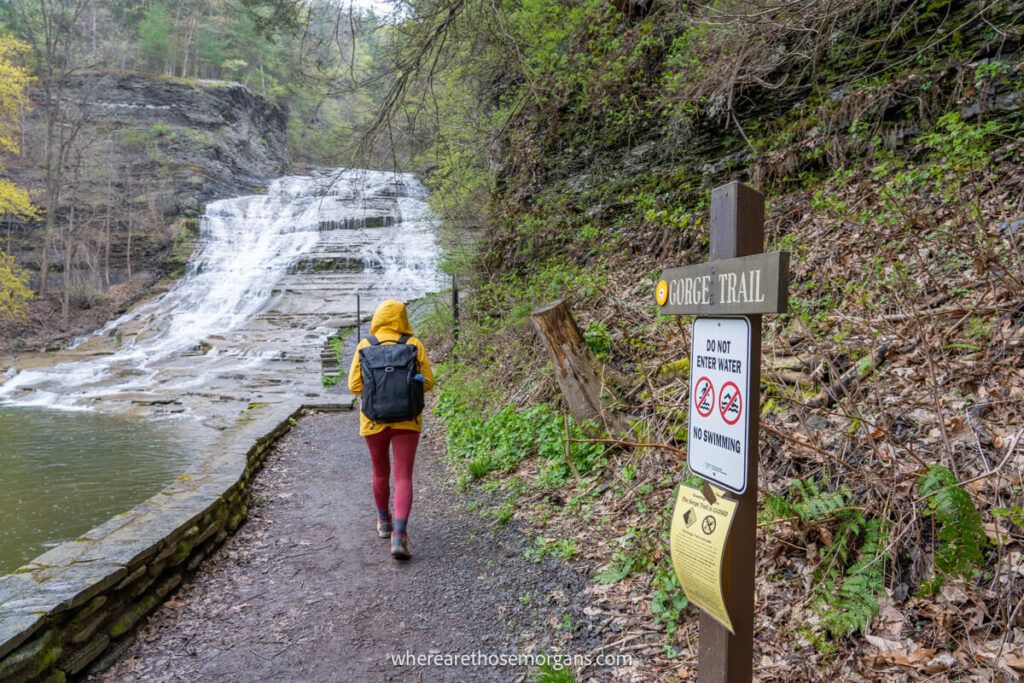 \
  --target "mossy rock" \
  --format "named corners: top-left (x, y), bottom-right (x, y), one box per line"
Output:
top-left (109, 594), bottom-right (159, 638)
top-left (168, 541), bottom-right (193, 567)
top-left (36, 644), bottom-right (63, 676)
top-left (0, 629), bottom-right (59, 680)
top-left (68, 595), bottom-right (108, 631)
top-left (155, 574), bottom-right (182, 599)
